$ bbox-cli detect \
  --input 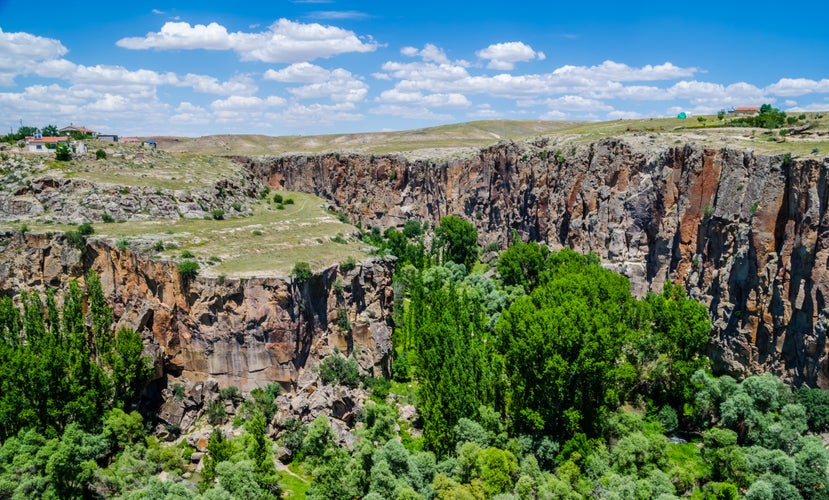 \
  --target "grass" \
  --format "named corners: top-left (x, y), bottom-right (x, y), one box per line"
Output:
top-left (6, 191), bottom-right (367, 278)
top-left (278, 463), bottom-right (312, 499)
